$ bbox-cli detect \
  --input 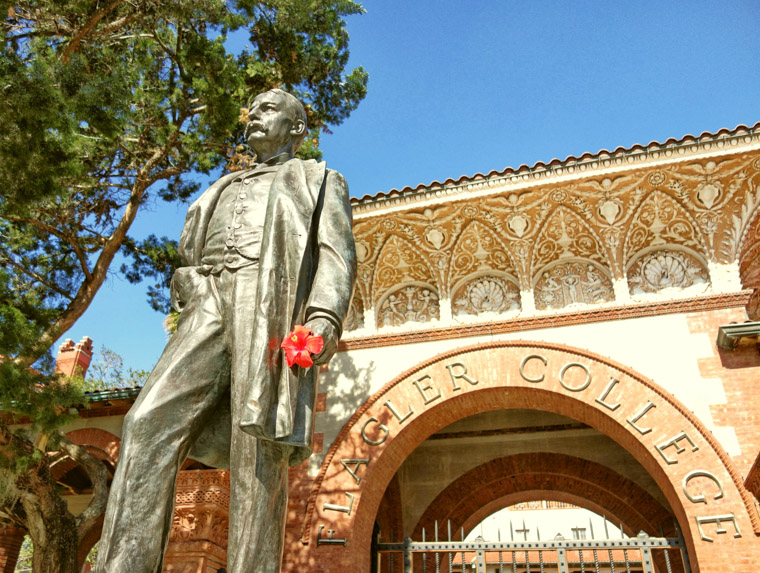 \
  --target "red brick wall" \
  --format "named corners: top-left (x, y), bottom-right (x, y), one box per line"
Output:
top-left (687, 307), bottom-right (760, 478)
